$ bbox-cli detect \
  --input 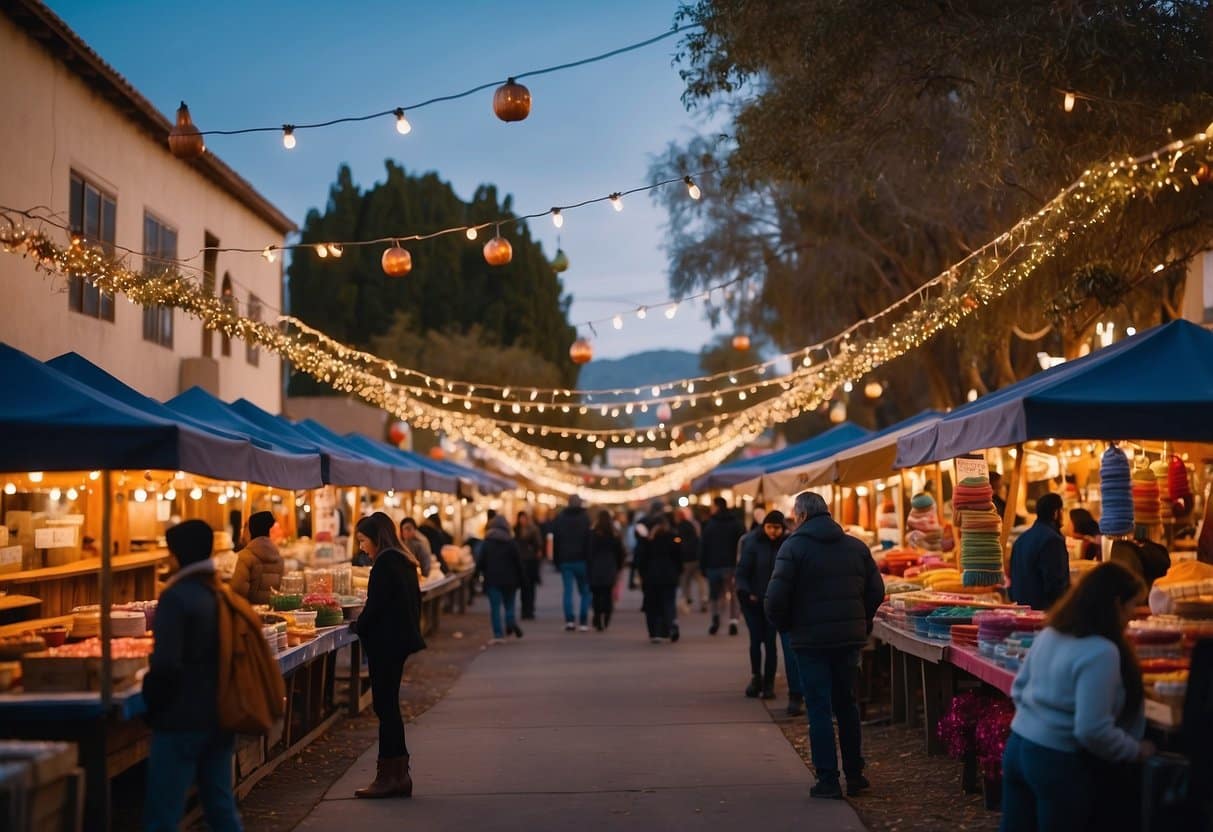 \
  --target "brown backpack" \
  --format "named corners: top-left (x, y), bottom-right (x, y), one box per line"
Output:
top-left (214, 581), bottom-right (286, 735)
